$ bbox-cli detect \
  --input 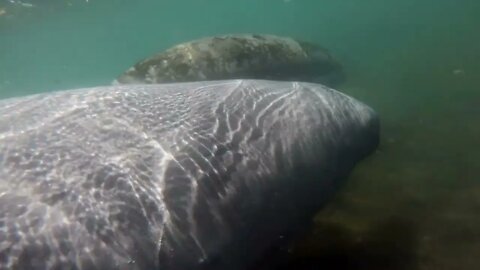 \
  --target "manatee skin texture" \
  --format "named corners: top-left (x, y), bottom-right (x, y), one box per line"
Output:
top-left (114, 34), bottom-right (345, 87)
top-left (0, 79), bottom-right (378, 270)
